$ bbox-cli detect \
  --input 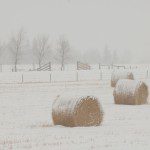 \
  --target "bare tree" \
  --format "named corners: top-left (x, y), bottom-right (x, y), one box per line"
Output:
top-left (83, 49), bottom-right (101, 63)
top-left (56, 36), bottom-right (71, 71)
top-left (9, 29), bottom-right (25, 72)
top-left (0, 42), bottom-right (5, 71)
top-left (103, 44), bottom-right (112, 64)
top-left (0, 42), bottom-right (4, 60)
top-left (112, 50), bottom-right (118, 64)
top-left (32, 35), bottom-right (50, 67)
